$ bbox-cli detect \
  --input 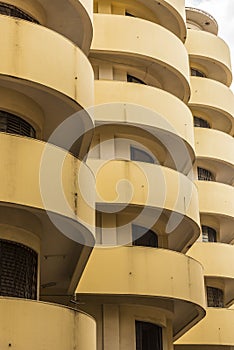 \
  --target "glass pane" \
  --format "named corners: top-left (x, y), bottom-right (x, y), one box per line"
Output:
top-left (130, 146), bottom-right (154, 164)
top-left (191, 68), bottom-right (206, 77)
top-left (132, 225), bottom-right (158, 248)
top-left (194, 116), bottom-right (211, 128)
top-left (202, 226), bottom-right (217, 242)
top-left (127, 74), bottom-right (146, 85)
